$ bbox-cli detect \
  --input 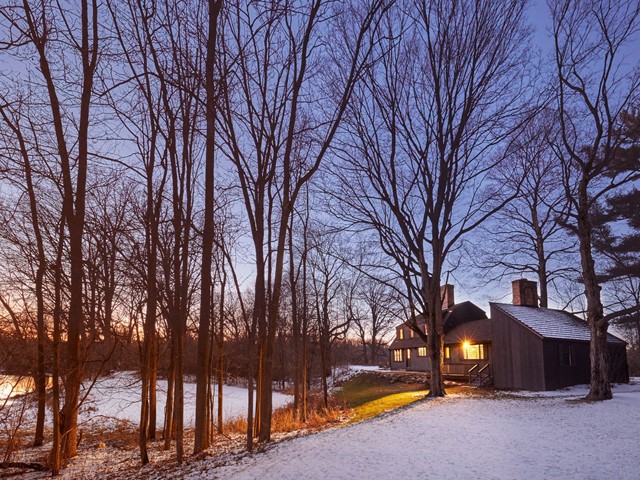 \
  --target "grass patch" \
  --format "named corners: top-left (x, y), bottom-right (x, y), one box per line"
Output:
top-left (346, 390), bottom-right (429, 423)
top-left (223, 393), bottom-right (345, 435)
top-left (334, 372), bottom-right (429, 423)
